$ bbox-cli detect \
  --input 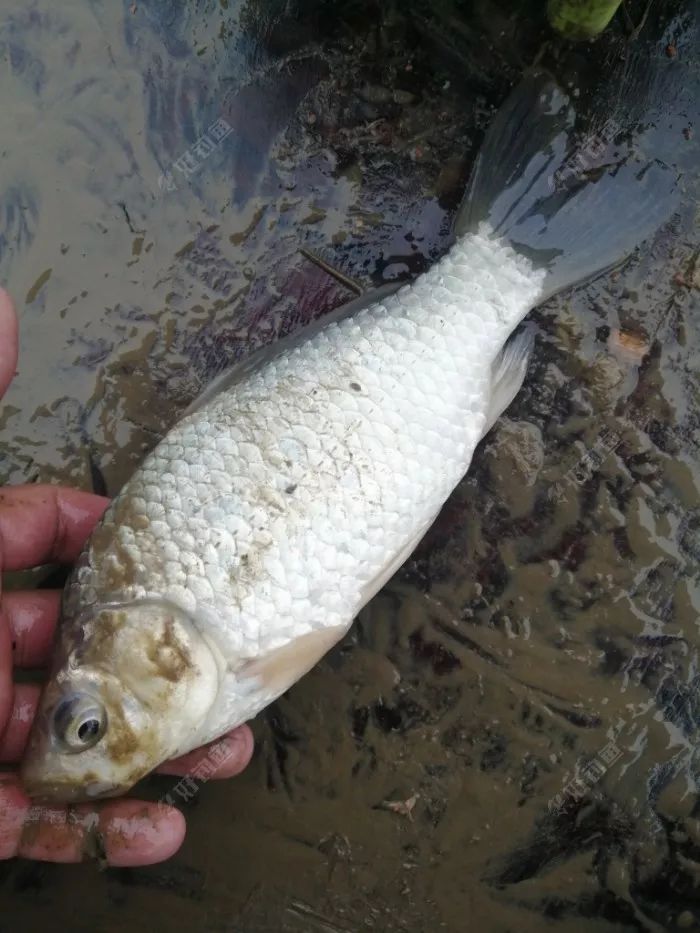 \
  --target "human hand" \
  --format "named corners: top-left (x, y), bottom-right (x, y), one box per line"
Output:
top-left (0, 288), bottom-right (254, 865)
